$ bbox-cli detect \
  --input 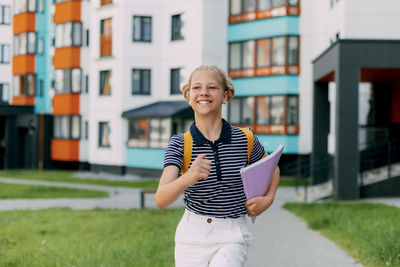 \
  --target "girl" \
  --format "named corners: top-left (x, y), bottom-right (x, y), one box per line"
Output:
top-left (155, 65), bottom-right (280, 266)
